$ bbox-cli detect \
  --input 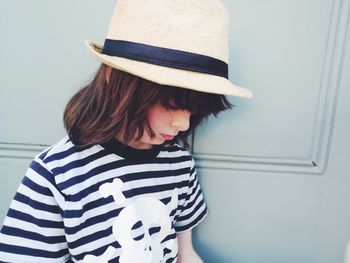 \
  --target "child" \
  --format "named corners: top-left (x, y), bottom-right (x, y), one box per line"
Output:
top-left (0, 0), bottom-right (252, 262)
